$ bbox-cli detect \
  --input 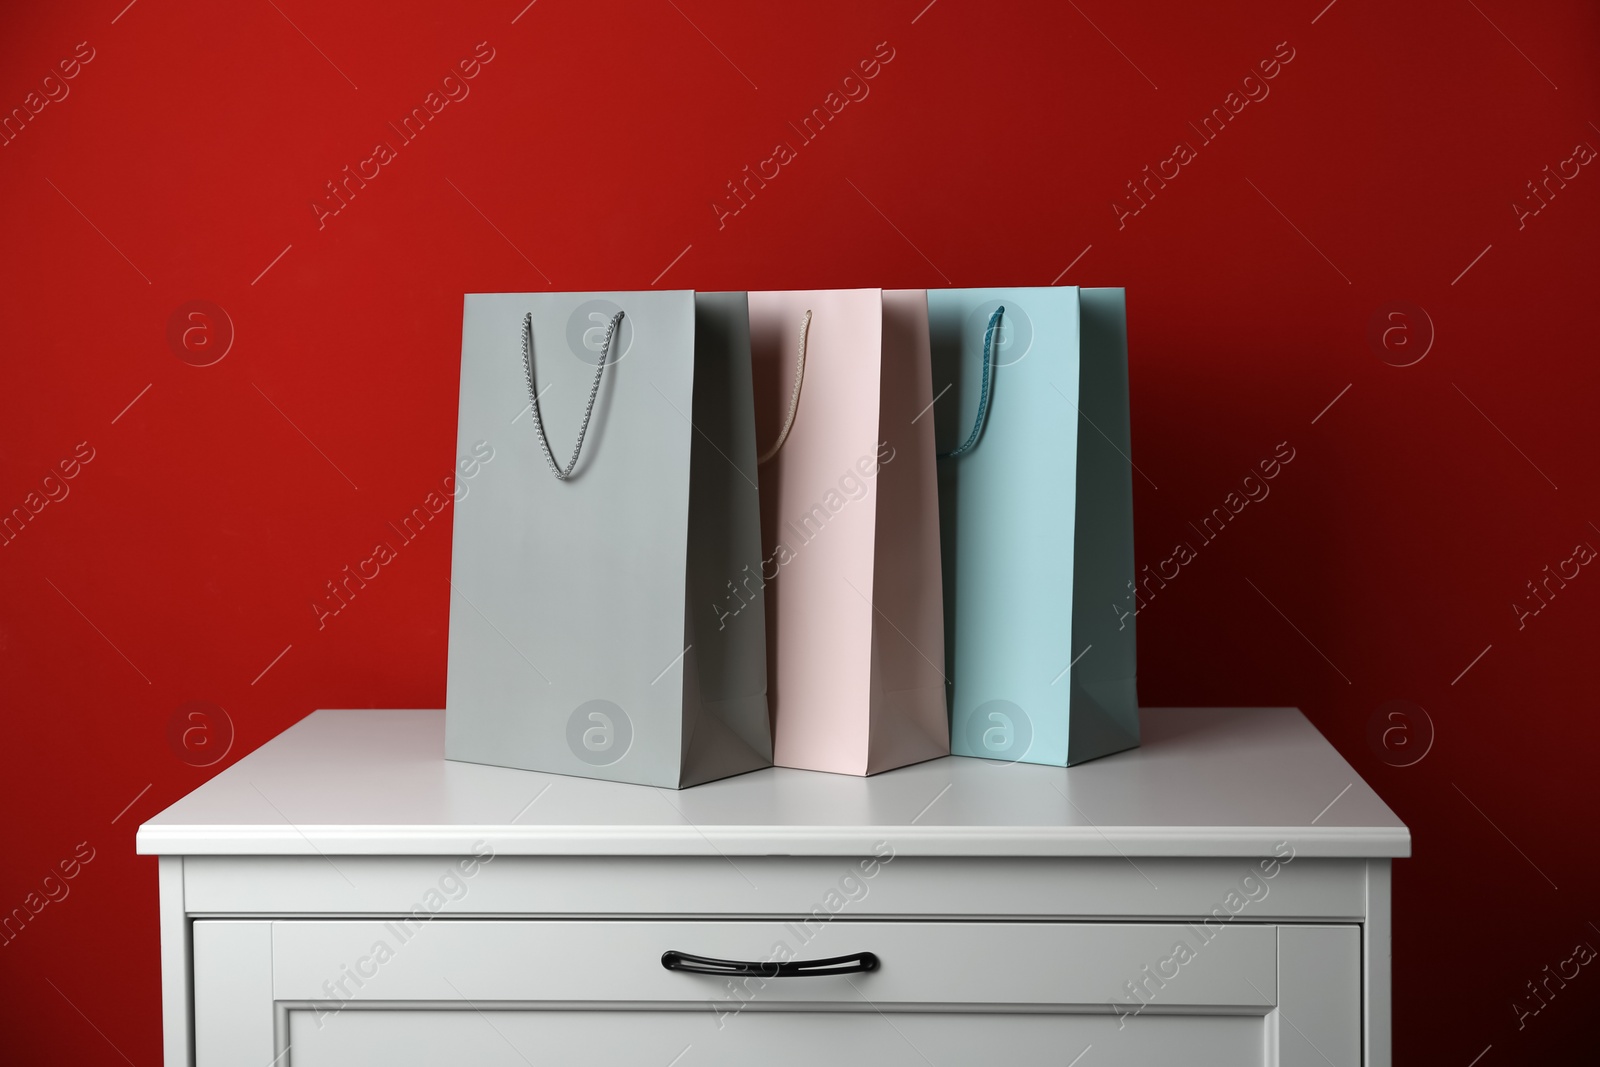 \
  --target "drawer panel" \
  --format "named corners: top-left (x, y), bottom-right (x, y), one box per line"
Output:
top-left (272, 919), bottom-right (1276, 1011)
top-left (288, 1007), bottom-right (1262, 1066)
